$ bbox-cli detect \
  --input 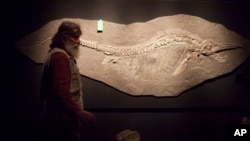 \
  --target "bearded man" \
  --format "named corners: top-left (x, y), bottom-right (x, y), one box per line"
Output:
top-left (40, 21), bottom-right (96, 141)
